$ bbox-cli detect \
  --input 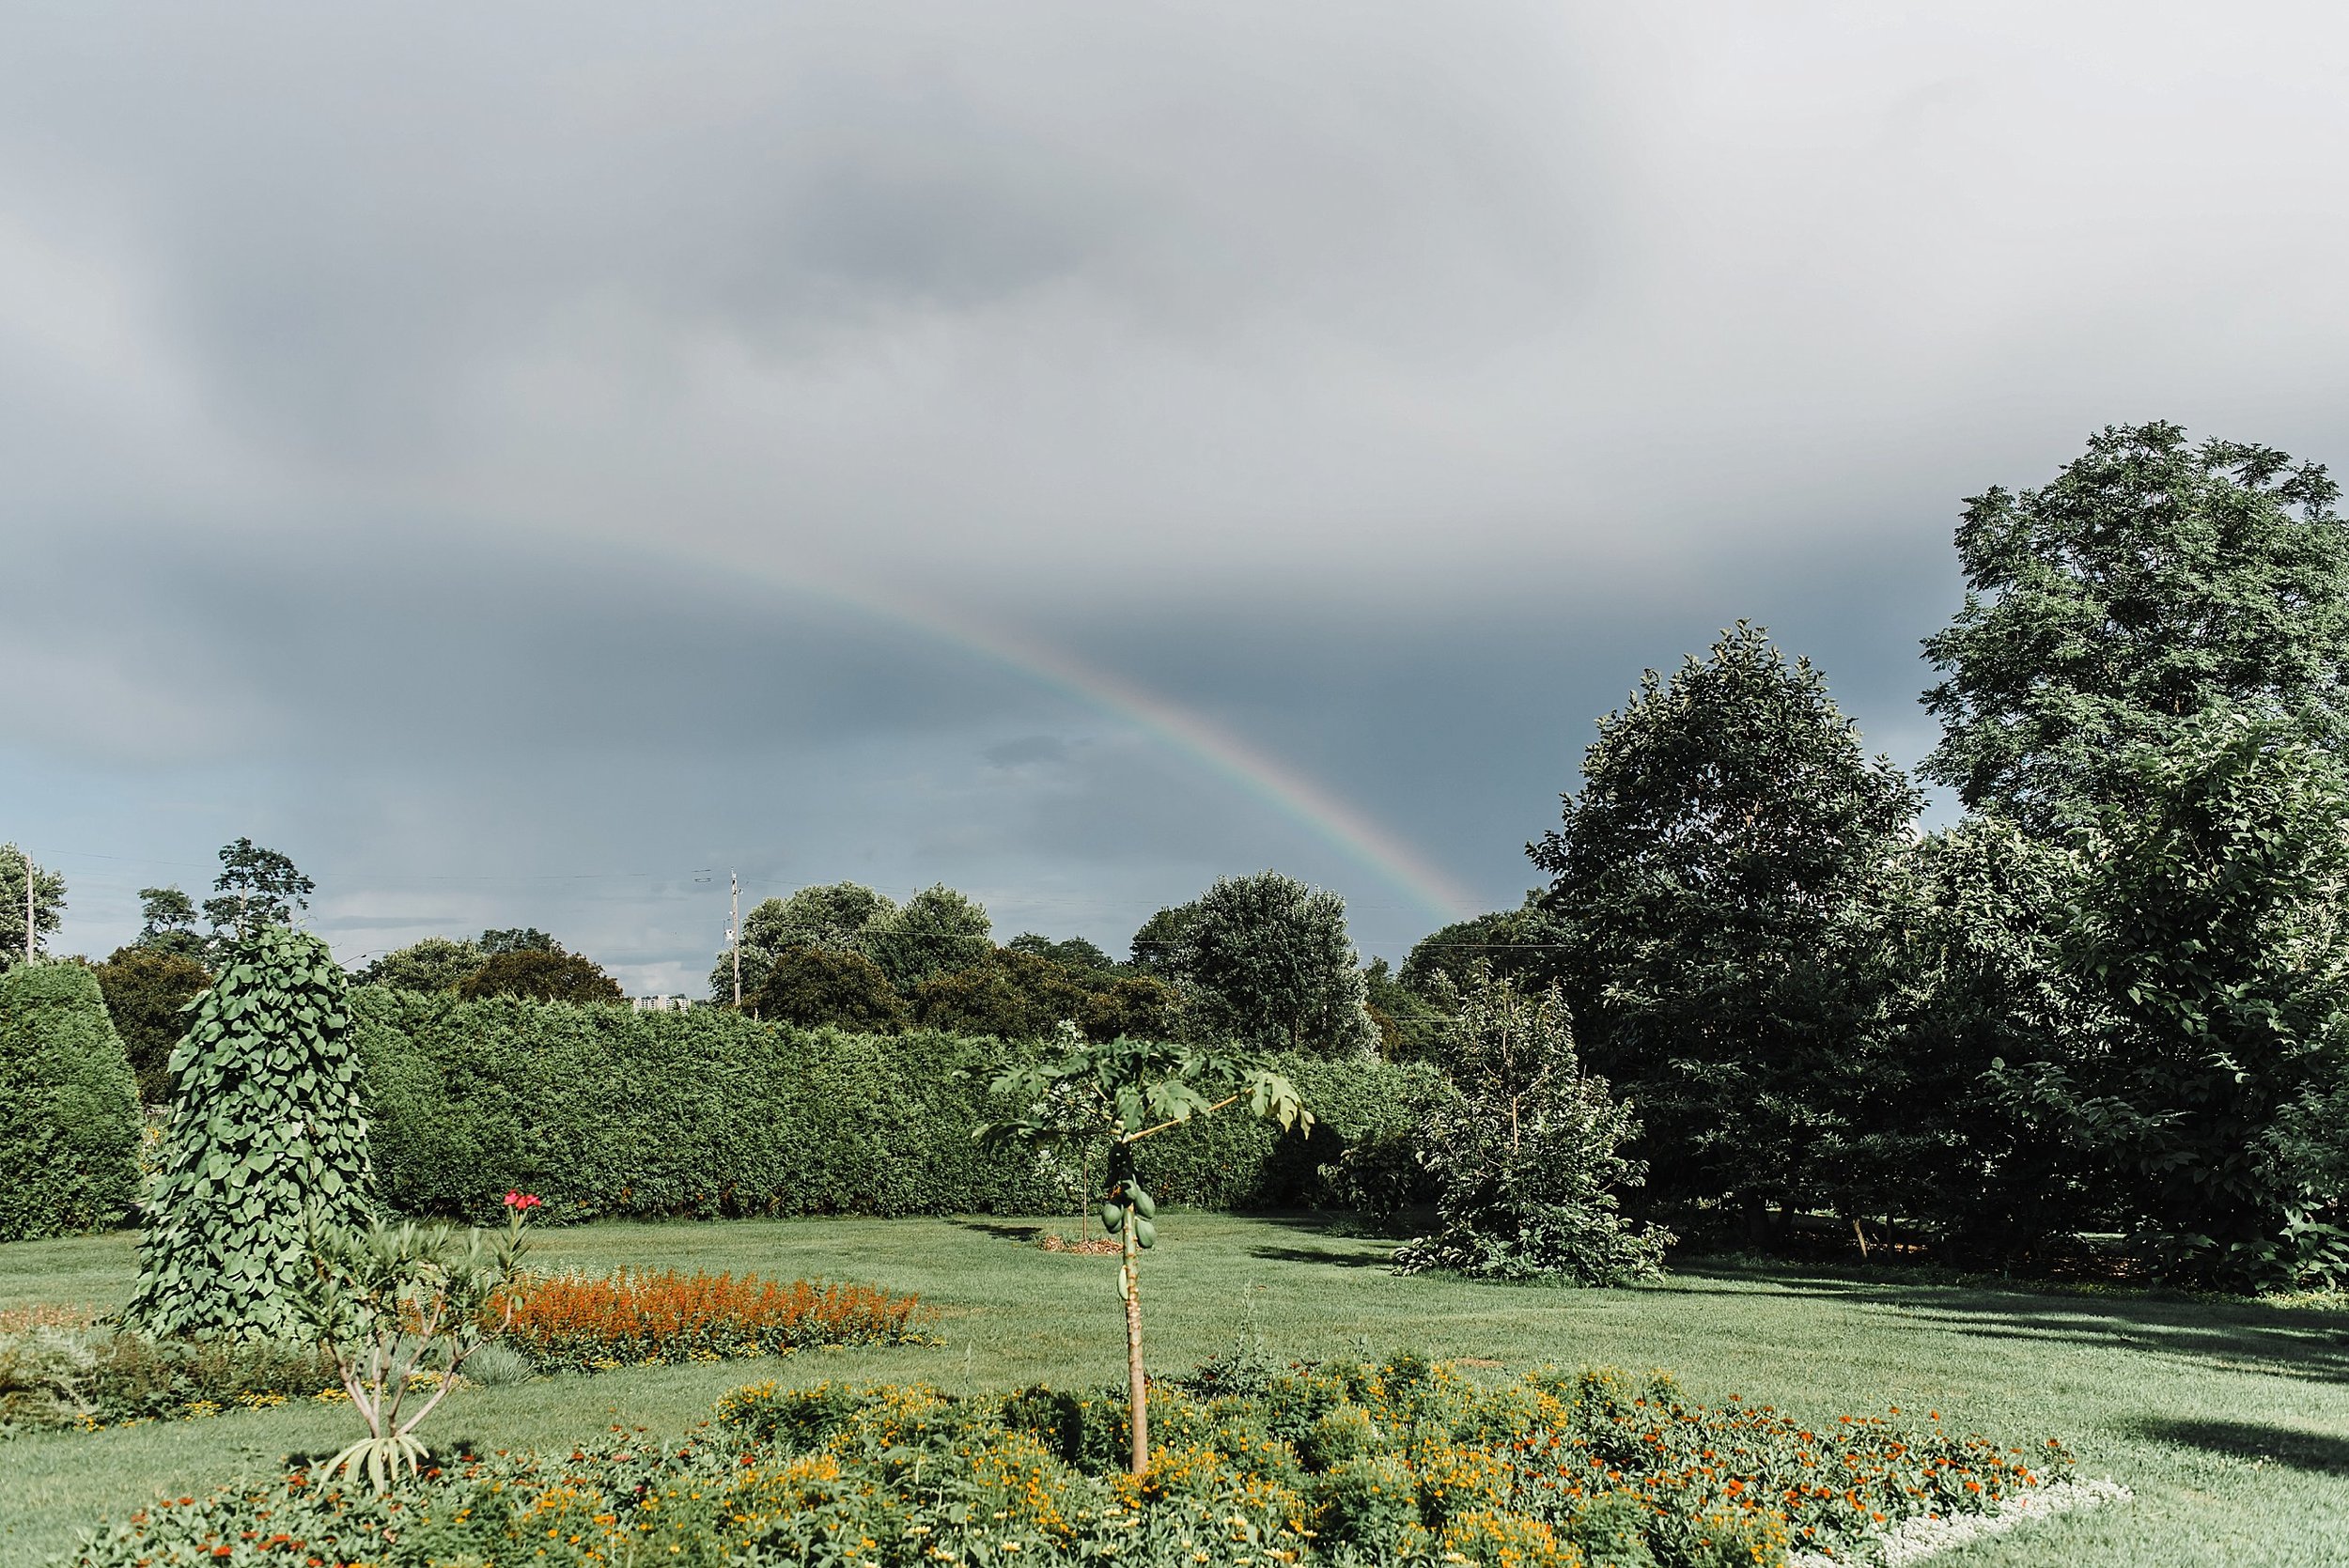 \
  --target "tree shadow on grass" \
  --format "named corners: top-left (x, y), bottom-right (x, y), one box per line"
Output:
top-left (1664, 1260), bottom-right (2349, 1388)
top-left (955, 1221), bottom-right (1045, 1244)
top-left (2130, 1416), bottom-right (2349, 1474)
top-left (1248, 1243), bottom-right (1392, 1270)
